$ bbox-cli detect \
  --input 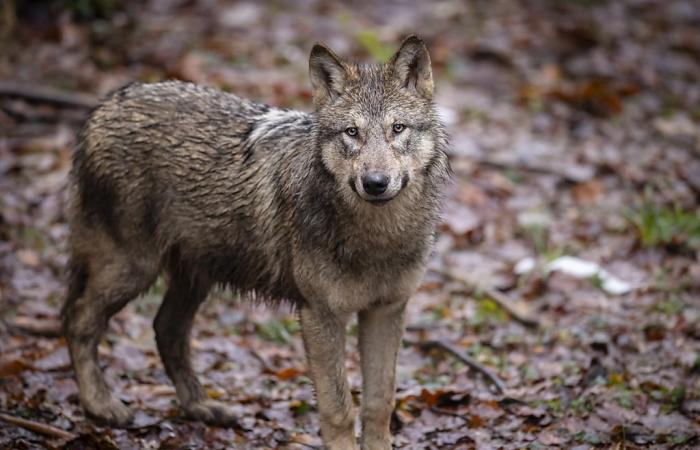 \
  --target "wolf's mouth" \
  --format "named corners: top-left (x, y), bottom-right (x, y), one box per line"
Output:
top-left (359, 190), bottom-right (400, 205)
top-left (367, 197), bottom-right (393, 206)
